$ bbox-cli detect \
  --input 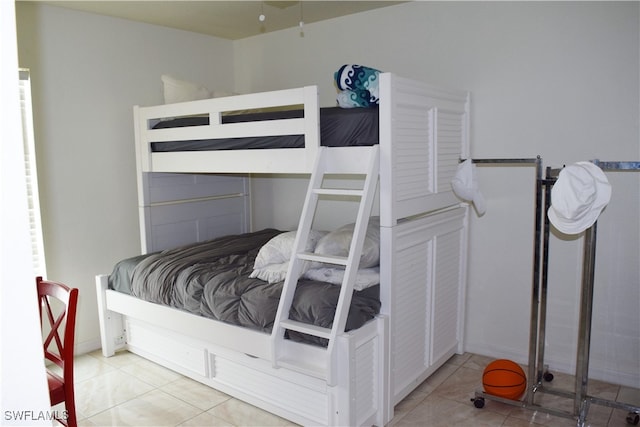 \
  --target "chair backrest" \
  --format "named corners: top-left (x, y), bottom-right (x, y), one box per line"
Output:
top-left (37, 276), bottom-right (79, 377)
